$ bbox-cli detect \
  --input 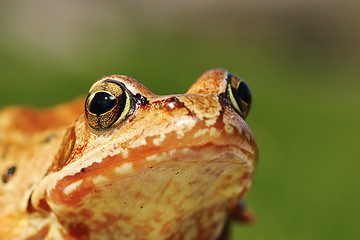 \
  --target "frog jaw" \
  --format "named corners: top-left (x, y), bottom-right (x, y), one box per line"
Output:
top-left (32, 145), bottom-right (255, 239)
